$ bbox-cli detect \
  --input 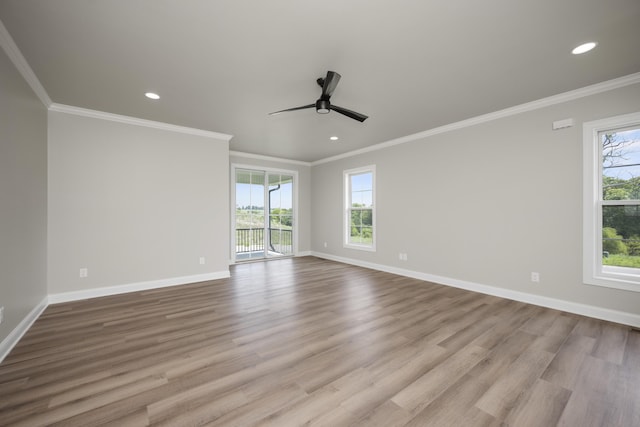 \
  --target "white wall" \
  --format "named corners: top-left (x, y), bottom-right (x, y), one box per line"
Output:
top-left (311, 83), bottom-right (640, 318)
top-left (48, 111), bottom-right (230, 296)
top-left (0, 47), bottom-right (47, 346)
top-left (229, 153), bottom-right (312, 256)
